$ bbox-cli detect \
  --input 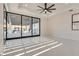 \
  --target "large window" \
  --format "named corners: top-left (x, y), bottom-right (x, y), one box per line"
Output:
top-left (72, 13), bottom-right (79, 30)
top-left (4, 12), bottom-right (40, 40)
